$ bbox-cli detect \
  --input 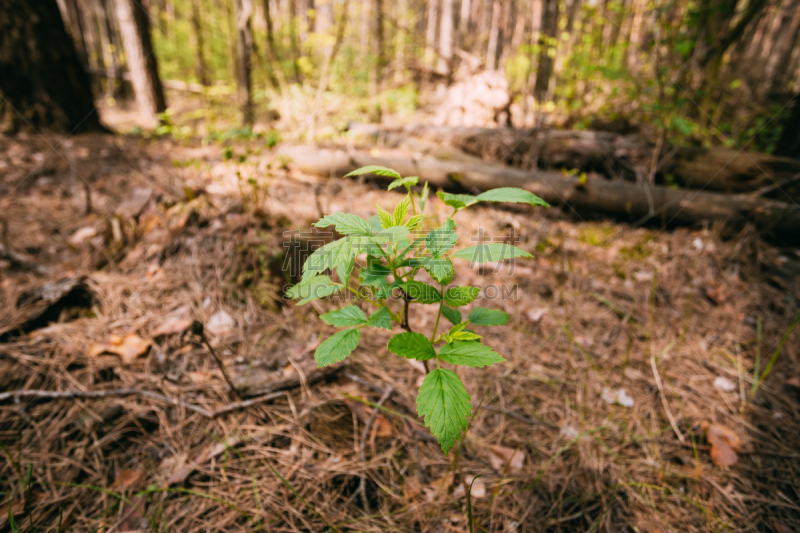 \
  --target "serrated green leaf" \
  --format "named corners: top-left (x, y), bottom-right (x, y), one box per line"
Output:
top-left (315, 328), bottom-right (361, 367)
top-left (437, 341), bottom-right (505, 368)
top-left (400, 281), bottom-right (443, 304)
top-left (303, 236), bottom-right (367, 276)
top-left (468, 307), bottom-right (510, 326)
top-left (358, 257), bottom-right (391, 287)
top-left (314, 213), bottom-right (374, 236)
top-left (419, 181), bottom-right (430, 212)
top-left (416, 369), bottom-right (472, 453)
top-left (397, 236), bottom-right (426, 261)
top-left (366, 307), bottom-right (392, 329)
top-left (388, 331), bottom-right (436, 360)
top-left (441, 305), bottom-right (462, 325)
top-left (336, 254), bottom-right (355, 283)
top-left (366, 215), bottom-right (383, 232)
top-left (452, 243), bottom-right (532, 263)
top-left (320, 305), bottom-right (367, 327)
top-left (387, 176), bottom-right (419, 190)
top-left (344, 165), bottom-right (402, 180)
top-left (374, 280), bottom-right (401, 299)
top-left (448, 330), bottom-right (482, 342)
top-left (393, 197), bottom-right (410, 226)
top-left (426, 219), bottom-right (458, 257)
top-left (444, 286), bottom-right (480, 307)
top-left (405, 214), bottom-right (423, 230)
top-left (286, 275), bottom-right (344, 305)
top-left (437, 191), bottom-right (479, 210)
top-left (476, 187), bottom-right (550, 207)
top-left (377, 205), bottom-right (393, 229)
top-left (423, 257), bottom-right (454, 285)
